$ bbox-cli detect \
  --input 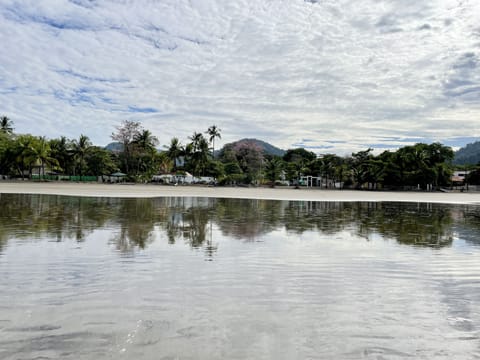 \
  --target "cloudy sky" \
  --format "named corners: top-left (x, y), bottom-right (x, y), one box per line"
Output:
top-left (0, 0), bottom-right (479, 155)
